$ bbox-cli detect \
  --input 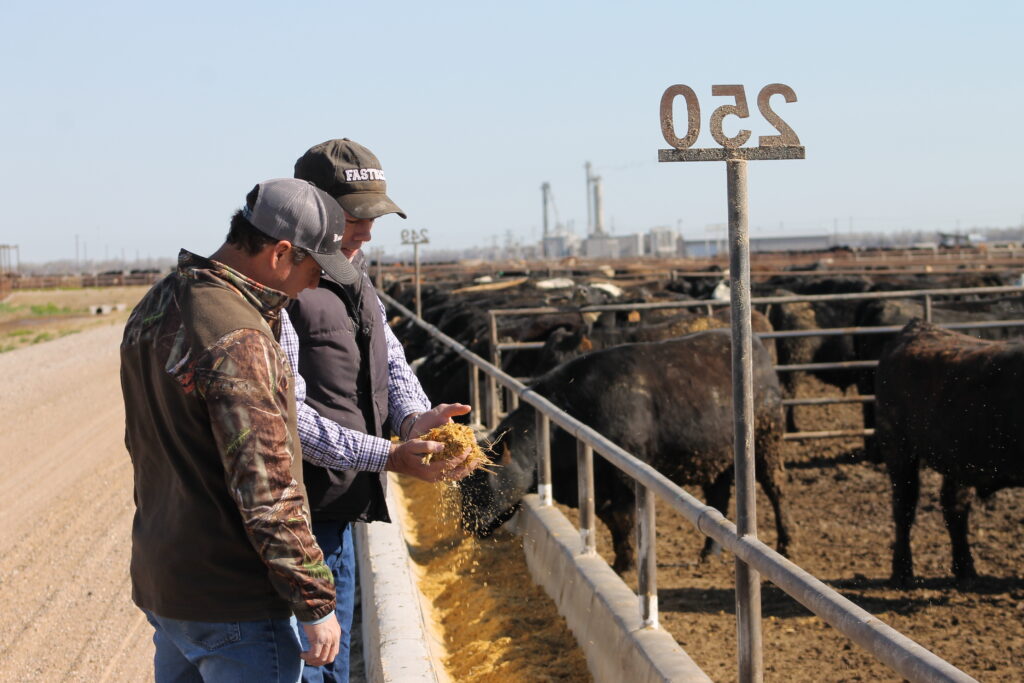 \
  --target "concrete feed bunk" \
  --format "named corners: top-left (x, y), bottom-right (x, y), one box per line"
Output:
top-left (356, 474), bottom-right (709, 682)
